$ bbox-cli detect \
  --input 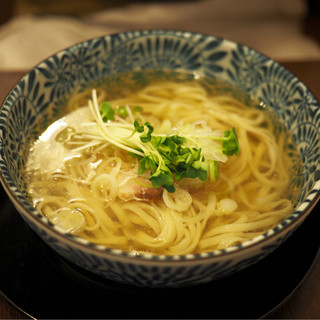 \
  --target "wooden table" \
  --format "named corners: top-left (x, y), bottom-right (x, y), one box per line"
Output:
top-left (0, 61), bottom-right (319, 319)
